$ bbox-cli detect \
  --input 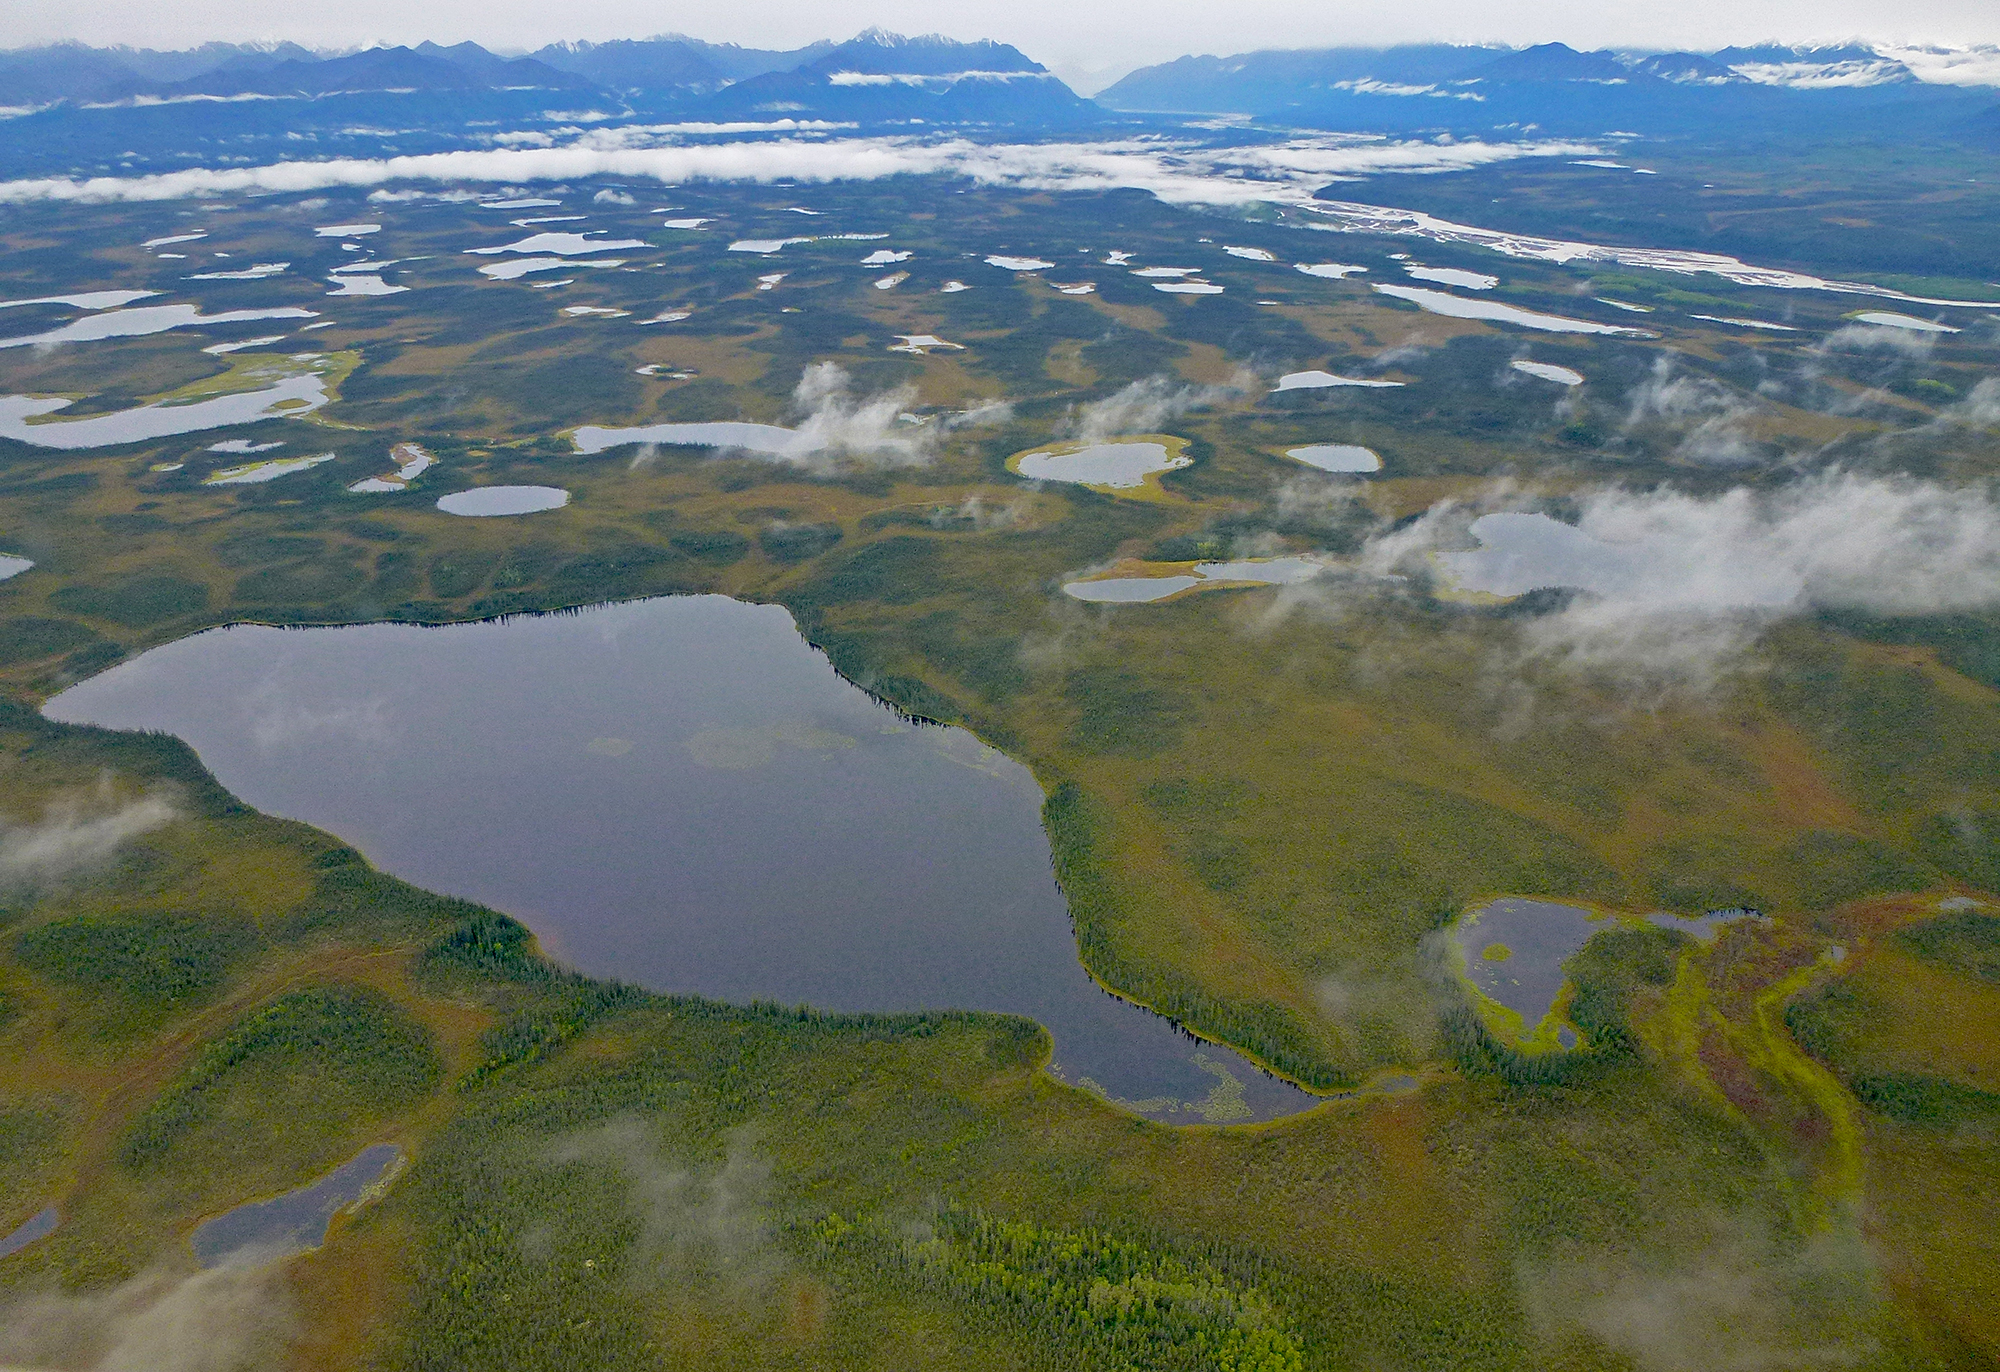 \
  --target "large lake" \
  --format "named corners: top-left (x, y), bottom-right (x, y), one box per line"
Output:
top-left (46, 596), bottom-right (1314, 1124)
